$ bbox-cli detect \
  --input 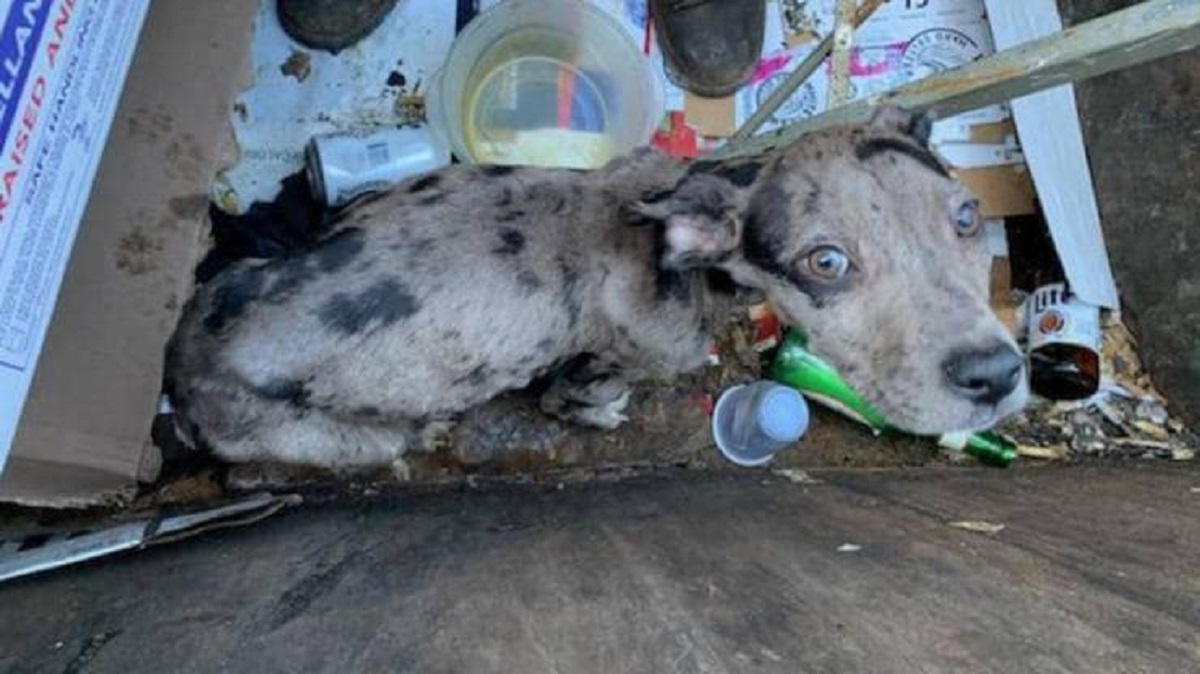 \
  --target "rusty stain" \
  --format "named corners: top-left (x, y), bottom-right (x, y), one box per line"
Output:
top-left (280, 49), bottom-right (312, 82)
top-left (394, 92), bottom-right (426, 126)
